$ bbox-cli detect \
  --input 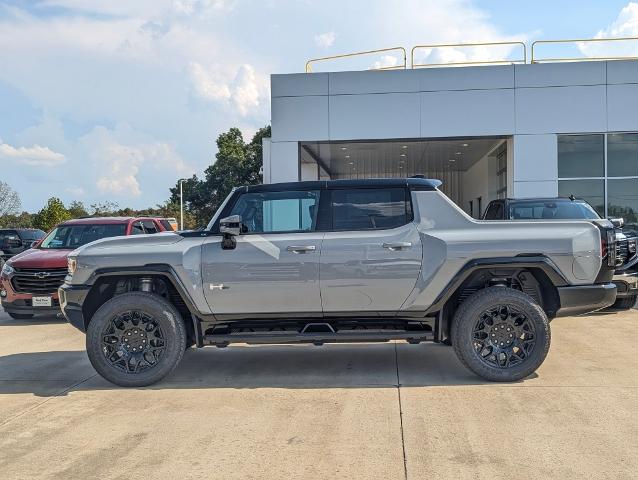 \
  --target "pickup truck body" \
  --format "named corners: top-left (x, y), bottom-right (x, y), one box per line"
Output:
top-left (483, 197), bottom-right (637, 309)
top-left (58, 179), bottom-right (617, 386)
